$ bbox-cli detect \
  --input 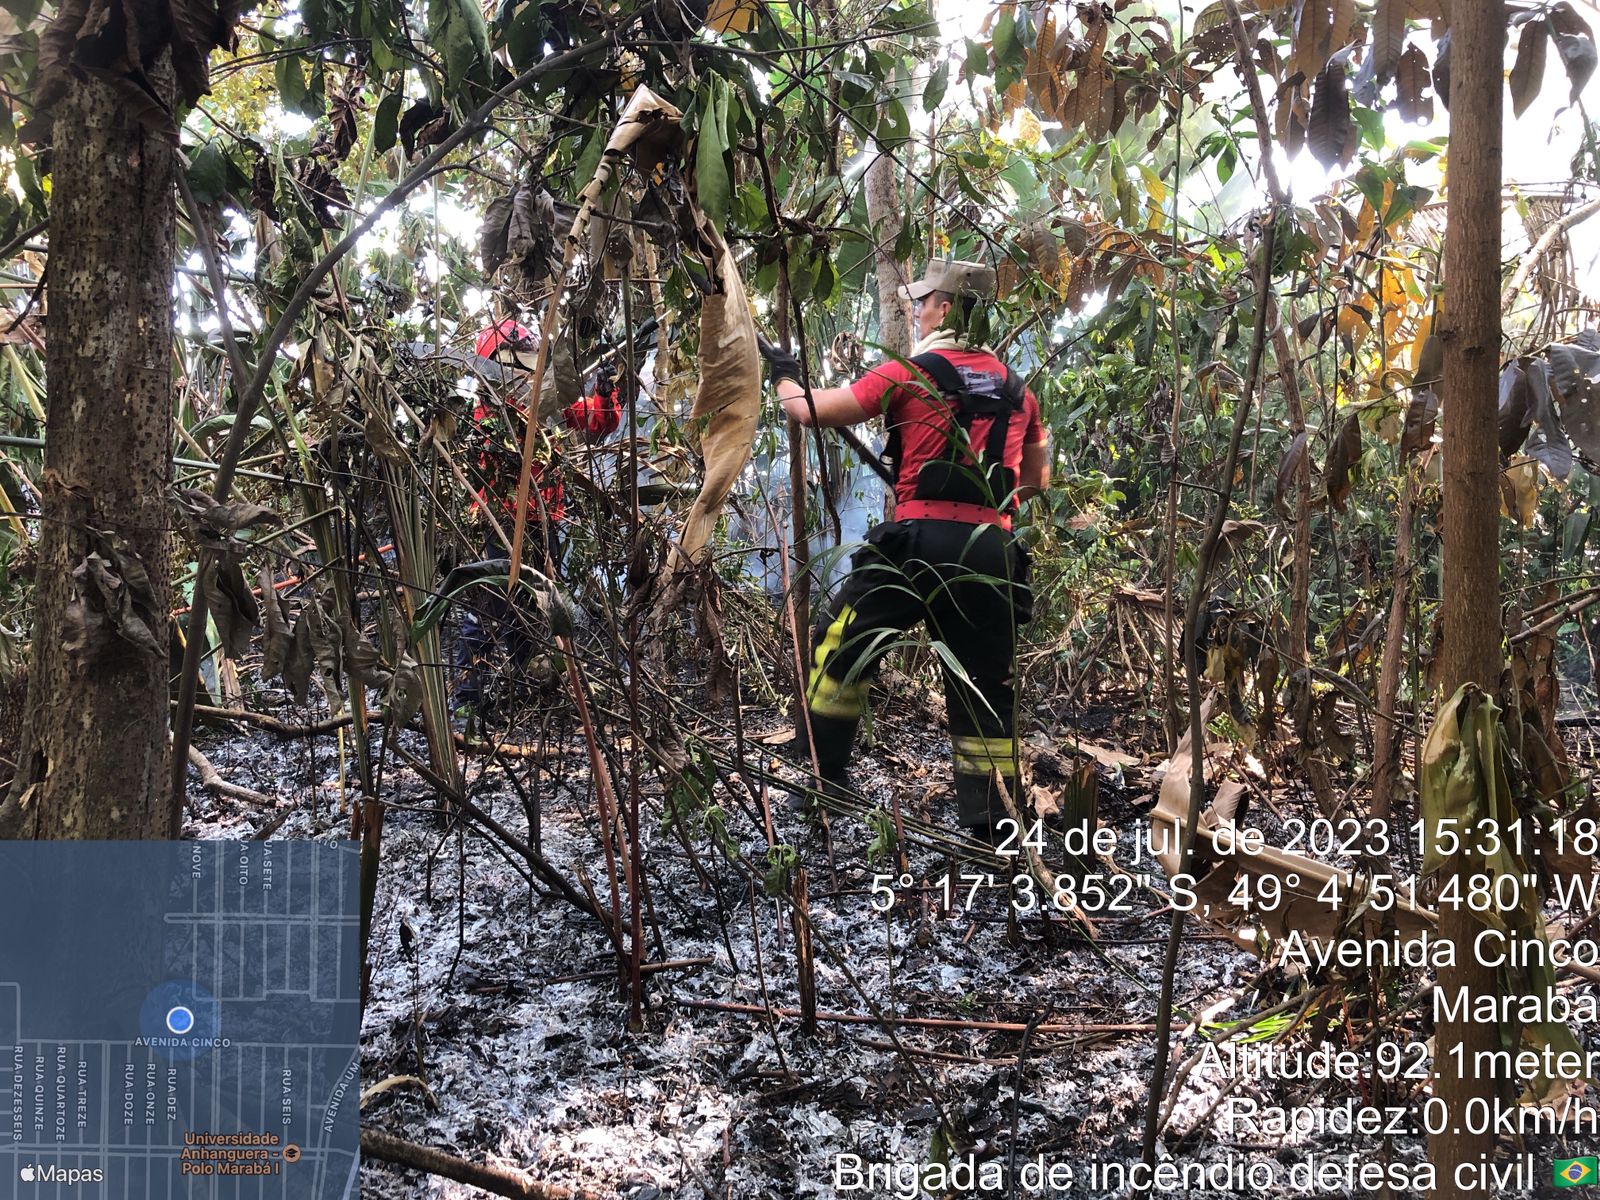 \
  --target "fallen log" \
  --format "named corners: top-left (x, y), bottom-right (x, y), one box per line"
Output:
top-left (187, 746), bottom-right (275, 807)
top-left (360, 1128), bottom-right (605, 1200)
